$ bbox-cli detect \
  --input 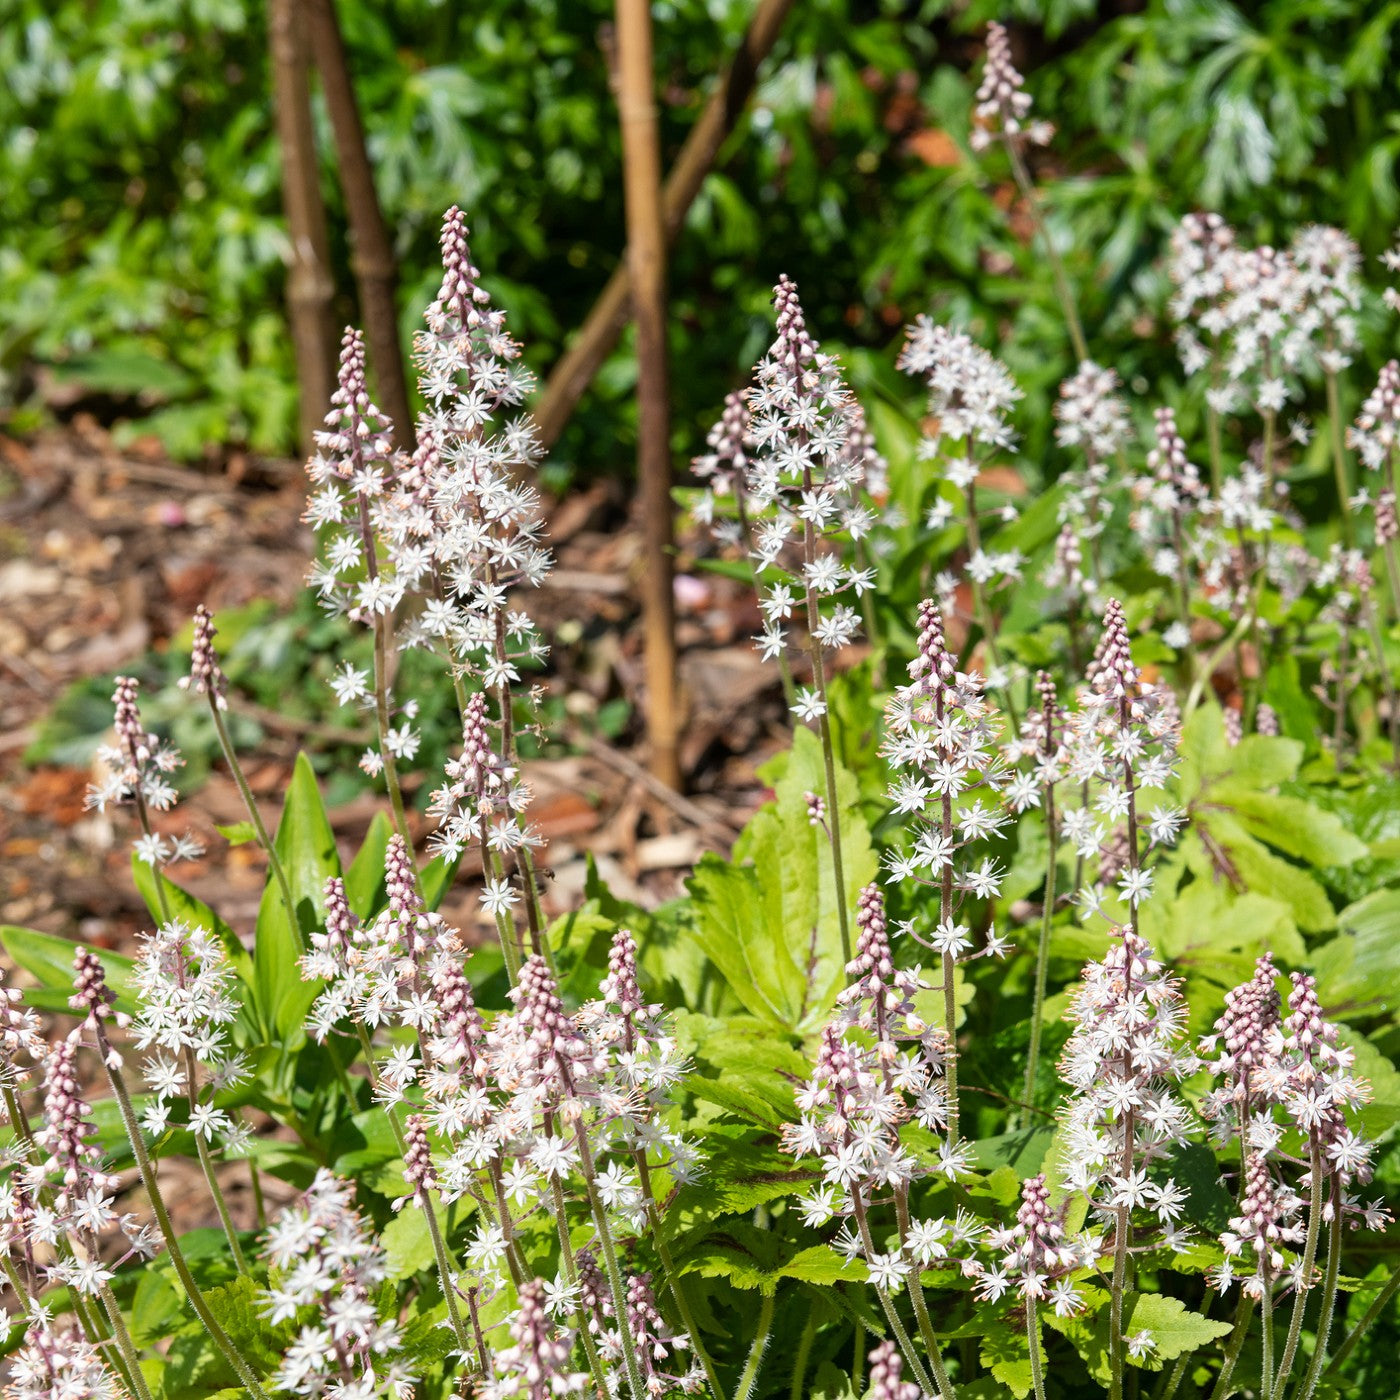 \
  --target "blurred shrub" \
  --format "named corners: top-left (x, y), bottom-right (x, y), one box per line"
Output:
top-left (1, 0), bottom-right (1398, 469)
